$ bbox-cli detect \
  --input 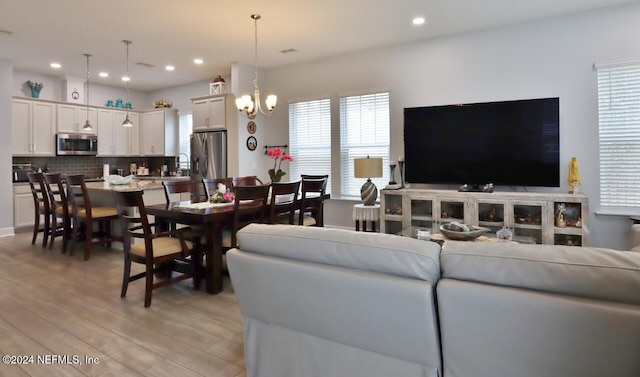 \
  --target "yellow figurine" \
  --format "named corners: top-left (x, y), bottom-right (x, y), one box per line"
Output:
top-left (567, 156), bottom-right (582, 194)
